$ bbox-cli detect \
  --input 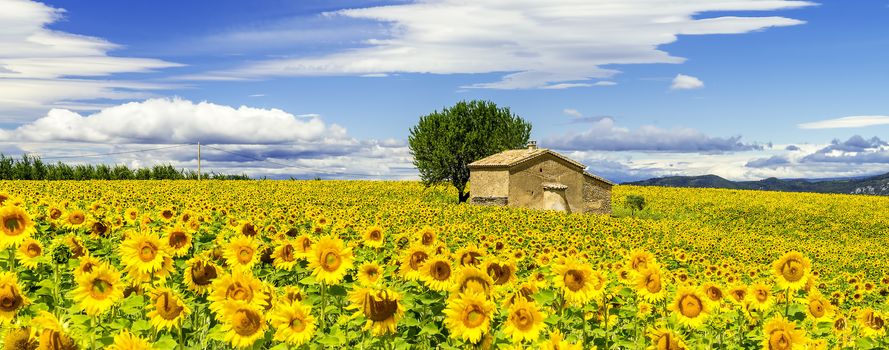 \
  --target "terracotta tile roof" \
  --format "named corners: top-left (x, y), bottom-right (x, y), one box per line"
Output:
top-left (468, 148), bottom-right (615, 186)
